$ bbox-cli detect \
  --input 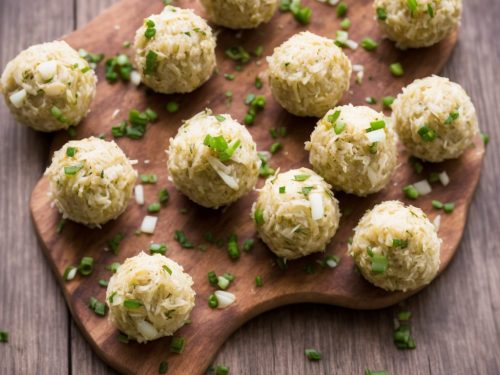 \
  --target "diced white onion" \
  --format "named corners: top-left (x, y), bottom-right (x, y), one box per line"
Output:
top-left (141, 215), bottom-right (158, 234)
top-left (134, 185), bottom-right (144, 205)
top-left (130, 70), bottom-right (141, 86)
top-left (352, 64), bottom-right (364, 72)
top-left (345, 40), bottom-right (358, 50)
top-left (37, 60), bottom-right (58, 80)
top-left (136, 320), bottom-right (158, 339)
top-left (215, 290), bottom-right (236, 309)
top-left (9, 89), bottom-right (27, 108)
top-left (328, 0), bottom-right (339, 4)
top-left (326, 258), bottom-right (338, 268)
top-left (356, 70), bottom-right (364, 84)
top-left (207, 155), bottom-right (239, 190)
top-left (413, 180), bottom-right (432, 195)
top-left (438, 171), bottom-right (450, 186)
top-left (309, 192), bottom-right (324, 221)
top-left (44, 82), bottom-right (66, 97)
top-left (66, 267), bottom-right (77, 281)
top-left (111, 109), bottom-right (120, 119)
top-left (433, 214), bottom-right (441, 231)
top-left (366, 129), bottom-right (386, 143)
